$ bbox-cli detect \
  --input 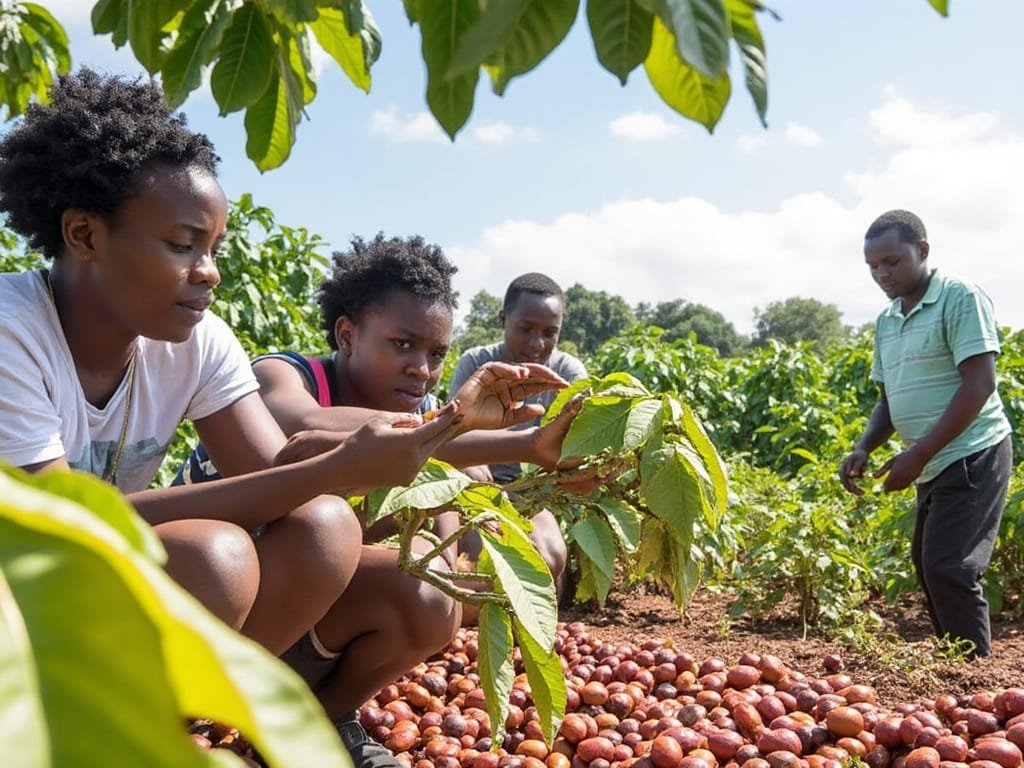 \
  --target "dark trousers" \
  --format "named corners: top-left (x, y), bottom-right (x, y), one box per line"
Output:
top-left (912, 436), bottom-right (1012, 657)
